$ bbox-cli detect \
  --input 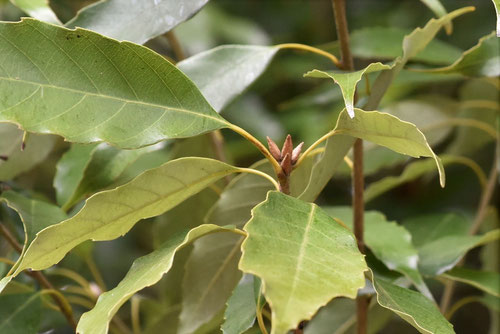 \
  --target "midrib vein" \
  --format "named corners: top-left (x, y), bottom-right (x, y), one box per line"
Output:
top-left (0, 76), bottom-right (228, 125)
